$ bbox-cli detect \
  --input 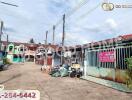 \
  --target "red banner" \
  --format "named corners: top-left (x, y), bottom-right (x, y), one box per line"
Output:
top-left (99, 51), bottom-right (115, 62)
